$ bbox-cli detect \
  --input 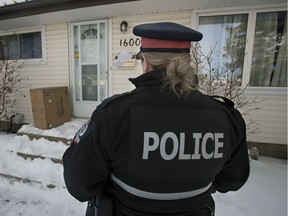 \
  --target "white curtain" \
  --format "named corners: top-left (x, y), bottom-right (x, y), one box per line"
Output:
top-left (250, 12), bottom-right (287, 87)
top-left (272, 19), bottom-right (287, 87)
top-left (198, 15), bottom-right (247, 82)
